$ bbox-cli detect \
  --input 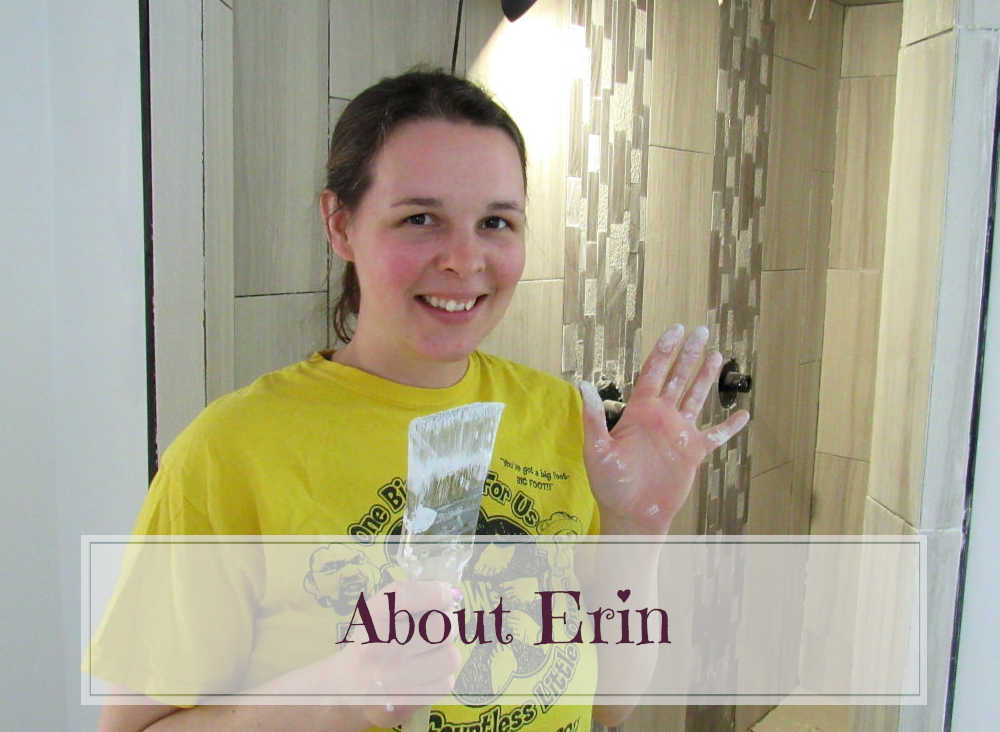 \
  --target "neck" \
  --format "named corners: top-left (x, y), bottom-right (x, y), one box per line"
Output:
top-left (329, 341), bottom-right (470, 388)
